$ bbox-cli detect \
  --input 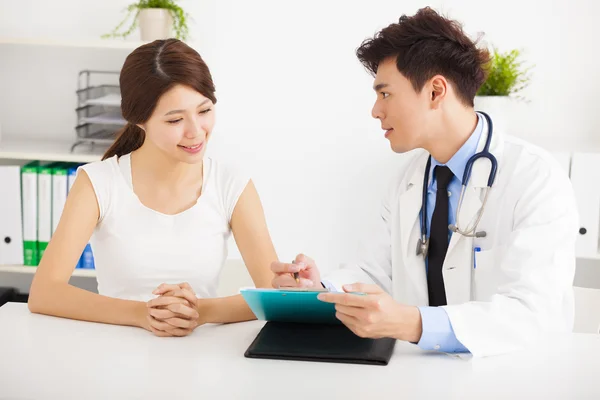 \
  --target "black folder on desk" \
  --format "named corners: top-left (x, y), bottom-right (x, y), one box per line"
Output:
top-left (244, 321), bottom-right (396, 366)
